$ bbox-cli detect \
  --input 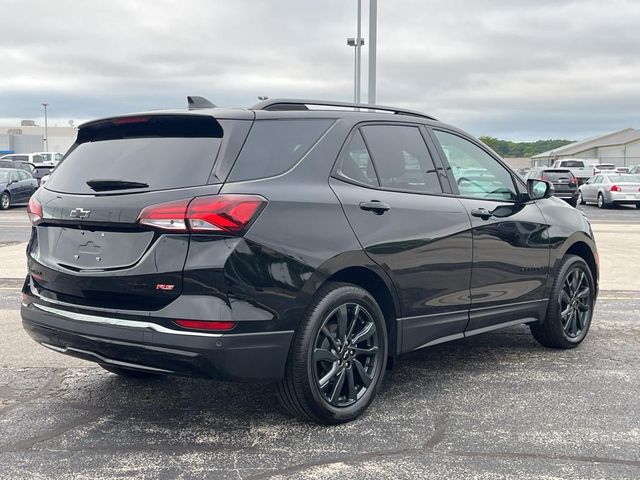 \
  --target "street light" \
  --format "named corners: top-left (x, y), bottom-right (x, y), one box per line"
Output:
top-left (41, 103), bottom-right (49, 151)
top-left (346, 0), bottom-right (365, 104)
